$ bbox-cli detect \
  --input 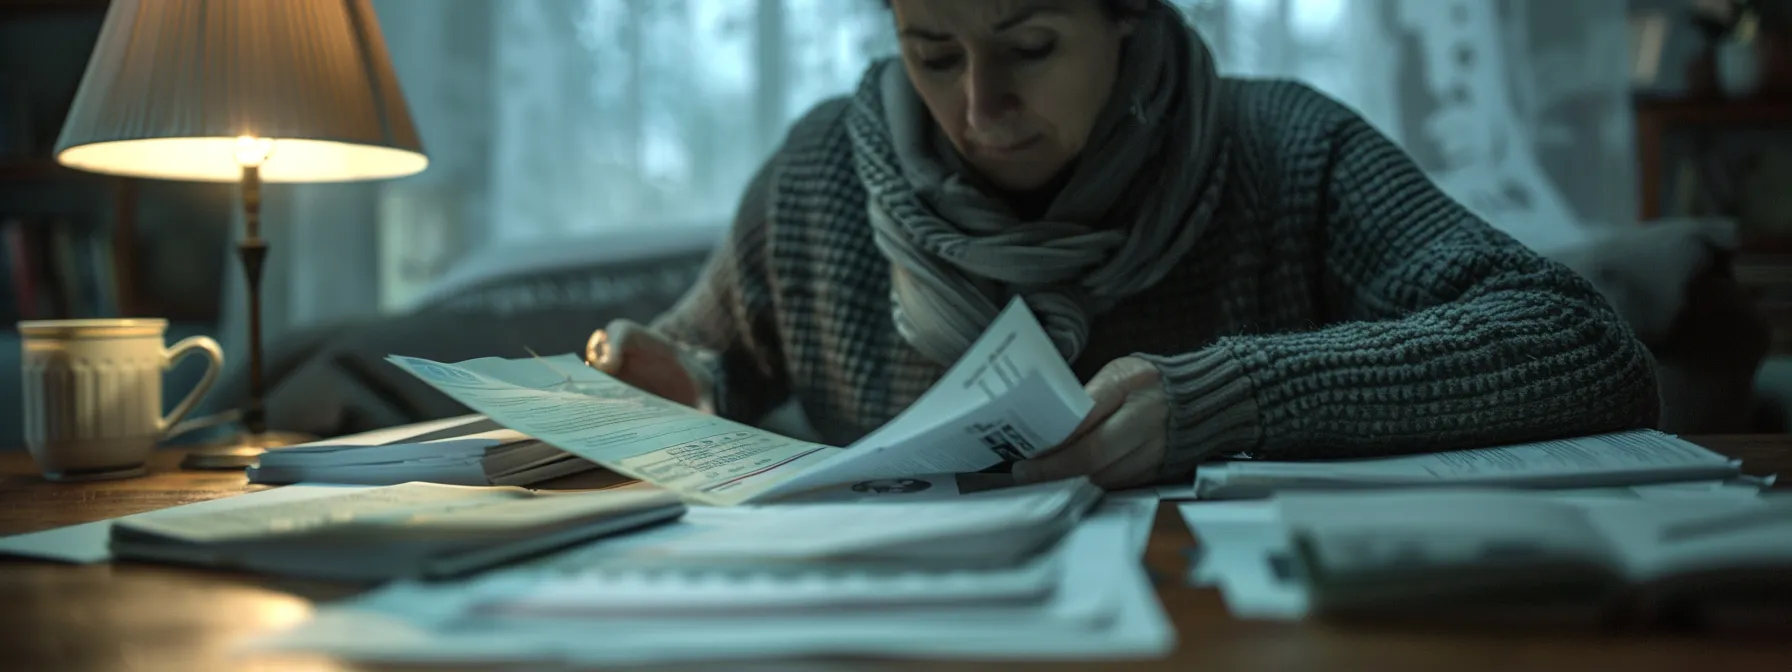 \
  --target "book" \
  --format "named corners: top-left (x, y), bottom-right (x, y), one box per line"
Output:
top-left (1276, 489), bottom-right (1792, 625)
top-left (249, 414), bottom-right (598, 487)
top-left (385, 298), bottom-right (1096, 506)
top-left (107, 482), bottom-right (688, 581)
top-left (1188, 431), bottom-right (1745, 500)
